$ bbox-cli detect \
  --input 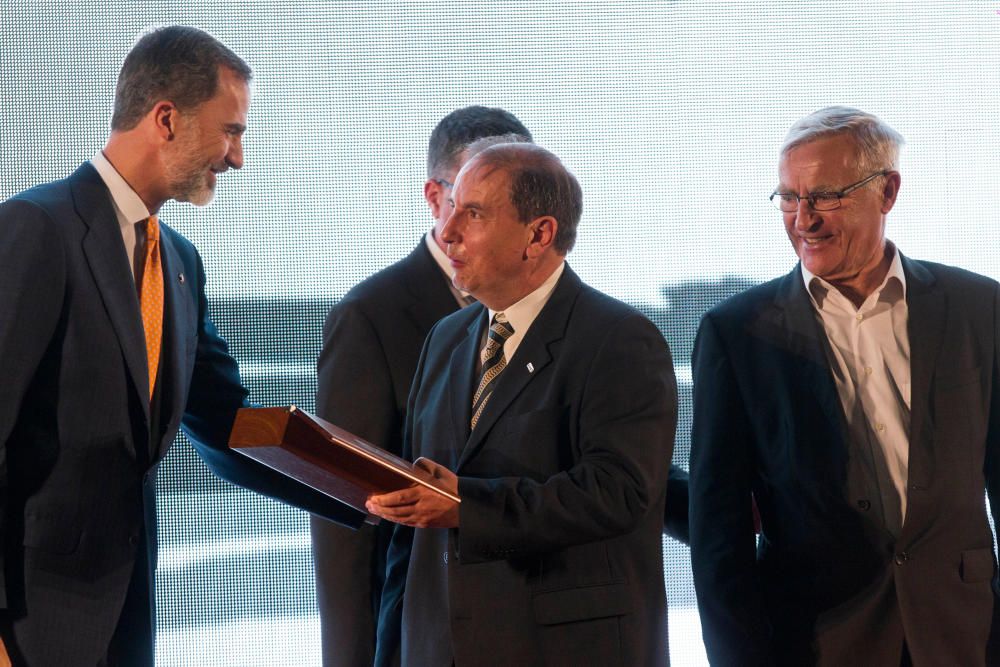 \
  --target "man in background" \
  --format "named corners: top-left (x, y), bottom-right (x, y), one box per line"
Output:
top-left (690, 106), bottom-right (1000, 665)
top-left (310, 106), bottom-right (532, 667)
top-left (0, 26), bottom-right (361, 666)
top-left (368, 142), bottom-right (677, 666)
